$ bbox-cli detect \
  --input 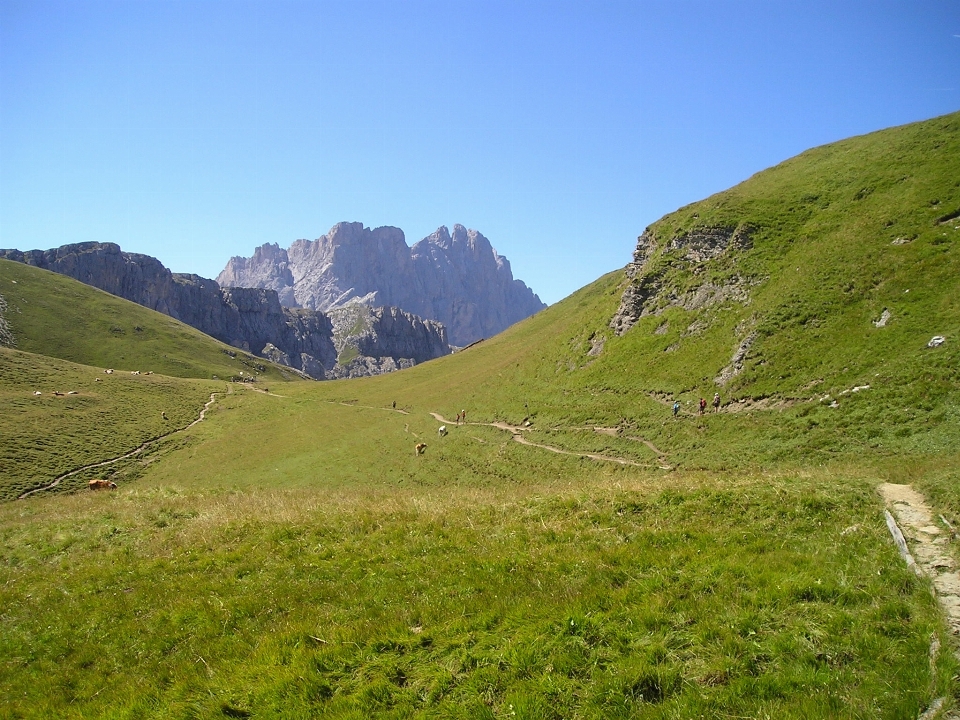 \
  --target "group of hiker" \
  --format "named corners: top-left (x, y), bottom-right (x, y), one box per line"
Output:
top-left (673, 392), bottom-right (721, 417)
